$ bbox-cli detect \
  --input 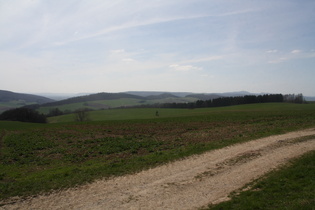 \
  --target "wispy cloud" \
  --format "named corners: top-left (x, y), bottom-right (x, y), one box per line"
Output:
top-left (122, 58), bottom-right (135, 62)
top-left (268, 49), bottom-right (314, 64)
top-left (183, 56), bottom-right (223, 64)
top-left (268, 57), bottom-right (288, 64)
top-left (169, 64), bottom-right (202, 72)
top-left (48, 6), bottom-right (258, 46)
top-left (52, 14), bottom-right (217, 46)
top-left (110, 49), bottom-right (125, 54)
top-left (266, 50), bottom-right (278, 53)
top-left (291, 49), bottom-right (301, 54)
